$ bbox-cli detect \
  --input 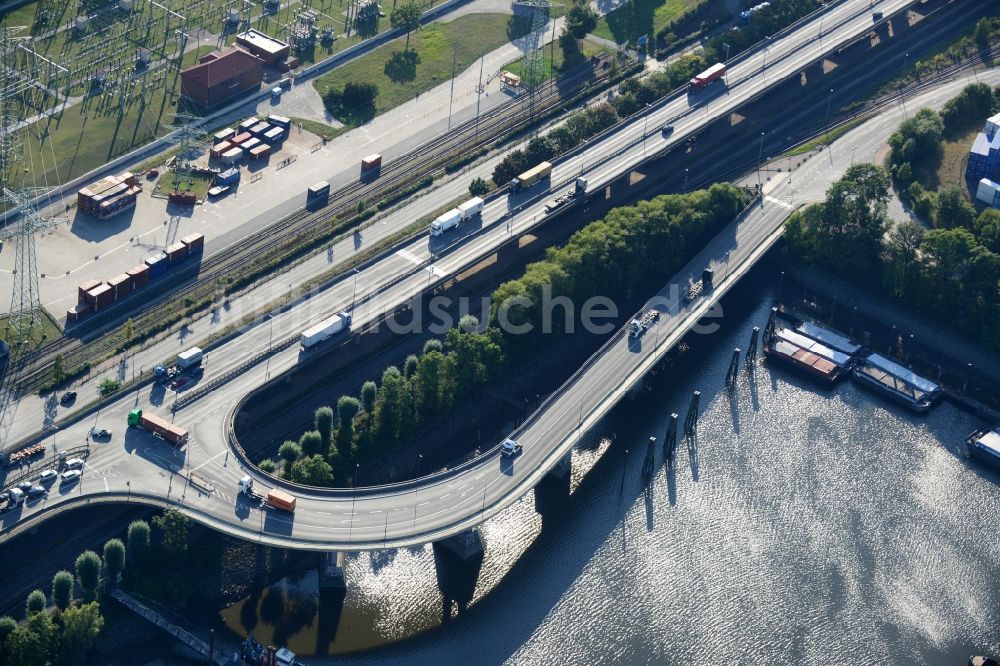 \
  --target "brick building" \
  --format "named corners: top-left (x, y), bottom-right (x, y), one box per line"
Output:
top-left (180, 45), bottom-right (264, 109)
